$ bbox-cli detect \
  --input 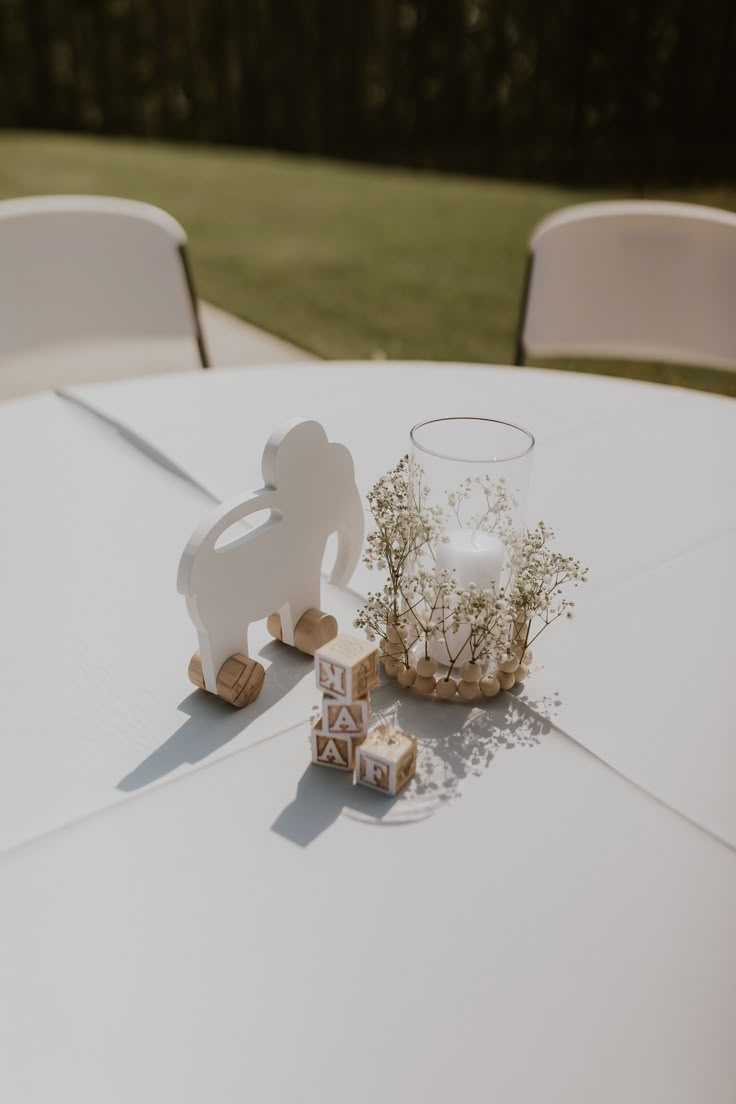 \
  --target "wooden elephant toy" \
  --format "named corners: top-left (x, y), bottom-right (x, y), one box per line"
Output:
top-left (177, 419), bottom-right (365, 707)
